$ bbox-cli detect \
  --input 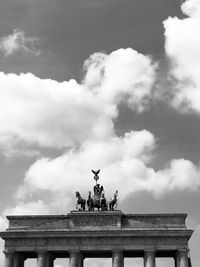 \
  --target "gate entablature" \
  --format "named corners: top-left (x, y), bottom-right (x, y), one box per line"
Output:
top-left (6, 211), bottom-right (189, 231)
